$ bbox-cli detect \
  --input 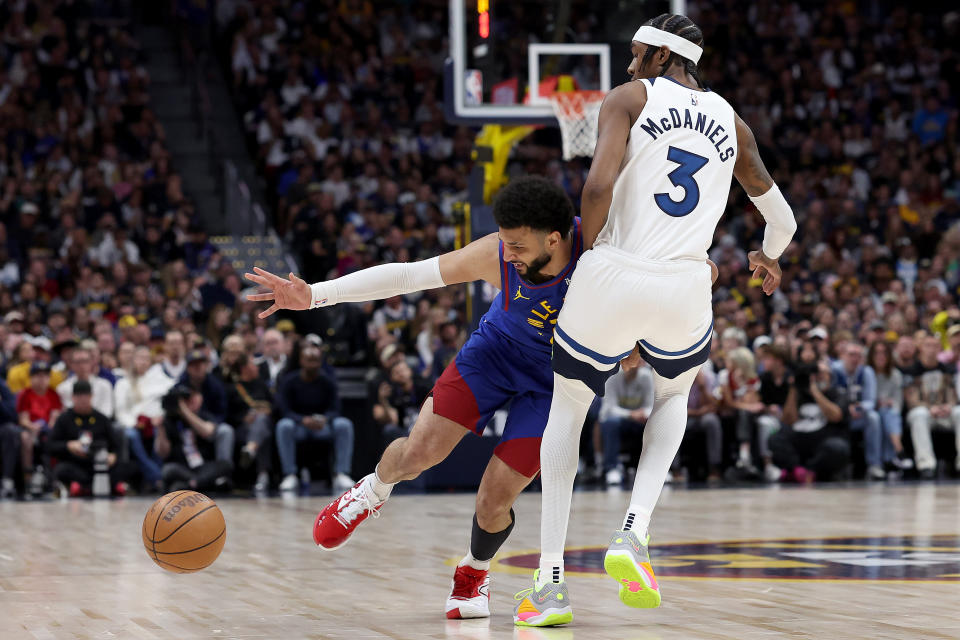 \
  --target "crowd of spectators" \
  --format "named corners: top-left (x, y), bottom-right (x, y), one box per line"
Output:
top-left (0, 2), bottom-right (959, 498)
